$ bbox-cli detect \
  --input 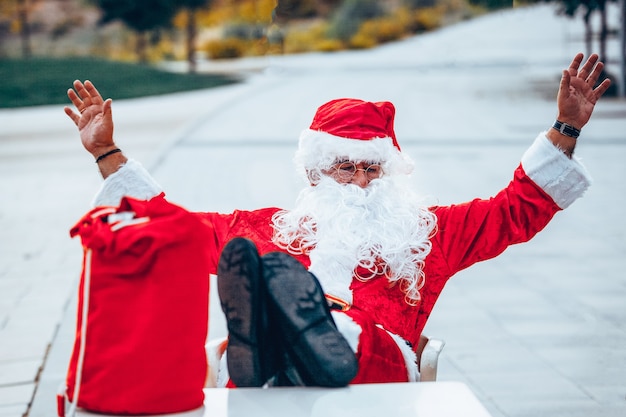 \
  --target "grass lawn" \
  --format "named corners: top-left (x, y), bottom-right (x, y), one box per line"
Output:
top-left (0, 57), bottom-right (239, 109)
